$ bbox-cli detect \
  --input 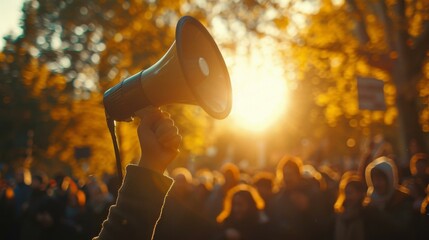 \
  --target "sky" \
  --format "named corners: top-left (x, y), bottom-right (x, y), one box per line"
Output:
top-left (0, 0), bottom-right (25, 48)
